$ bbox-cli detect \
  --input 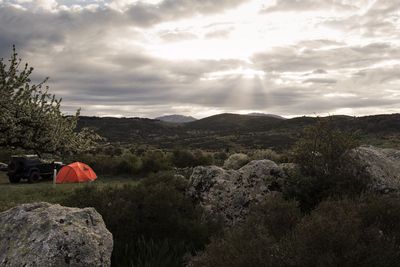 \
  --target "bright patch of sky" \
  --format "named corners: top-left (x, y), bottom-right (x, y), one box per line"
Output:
top-left (0, 0), bottom-right (399, 118)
